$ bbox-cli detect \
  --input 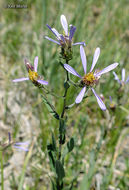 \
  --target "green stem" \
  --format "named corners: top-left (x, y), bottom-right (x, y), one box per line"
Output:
top-left (57, 62), bottom-right (70, 189)
top-left (58, 64), bottom-right (70, 161)
top-left (0, 150), bottom-right (4, 190)
top-left (61, 70), bottom-right (69, 118)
